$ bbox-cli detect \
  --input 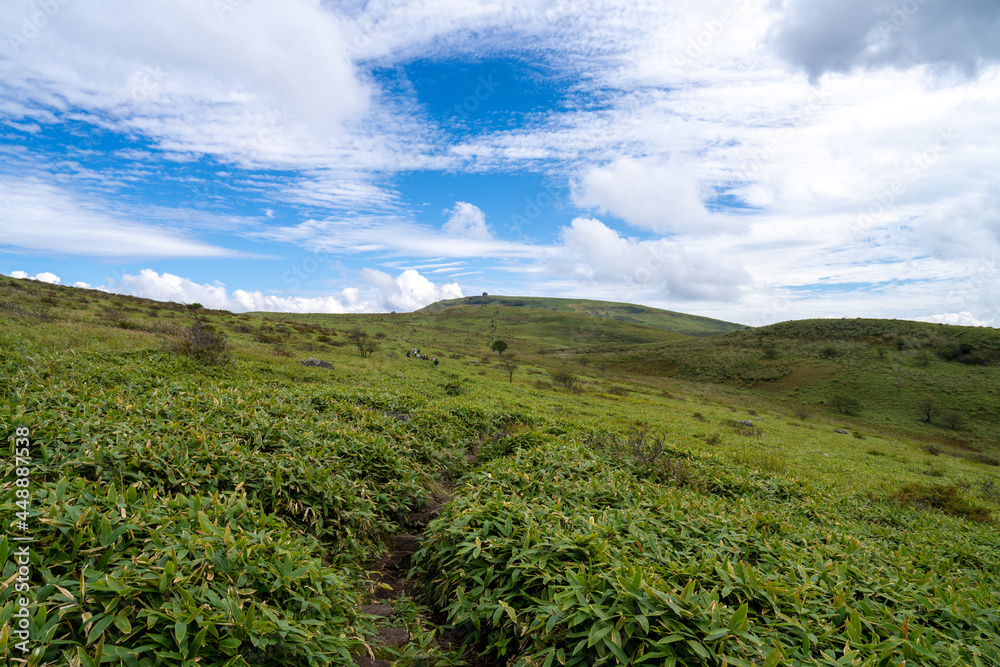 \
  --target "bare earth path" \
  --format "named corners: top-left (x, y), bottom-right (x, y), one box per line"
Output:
top-left (352, 494), bottom-right (502, 667)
